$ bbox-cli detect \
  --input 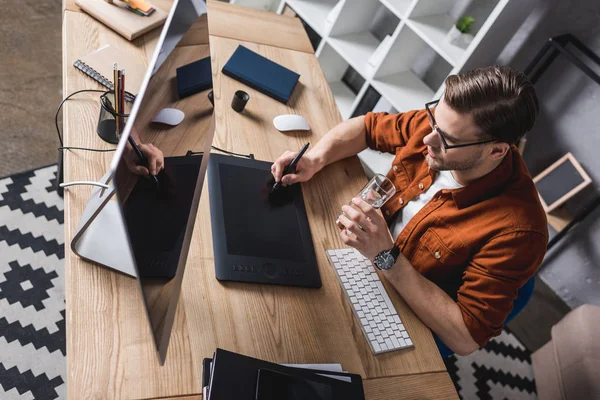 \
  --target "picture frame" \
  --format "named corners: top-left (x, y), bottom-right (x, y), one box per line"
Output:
top-left (533, 152), bottom-right (592, 213)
